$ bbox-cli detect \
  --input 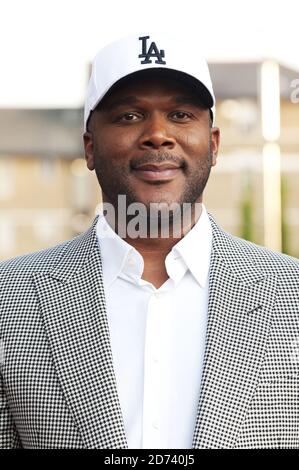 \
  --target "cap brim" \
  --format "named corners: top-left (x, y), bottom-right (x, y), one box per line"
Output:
top-left (96, 67), bottom-right (214, 110)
